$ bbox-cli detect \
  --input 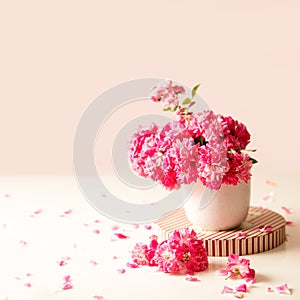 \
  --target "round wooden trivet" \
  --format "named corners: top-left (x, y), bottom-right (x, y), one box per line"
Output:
top-left (157, 206), bottom-right (286, 256)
